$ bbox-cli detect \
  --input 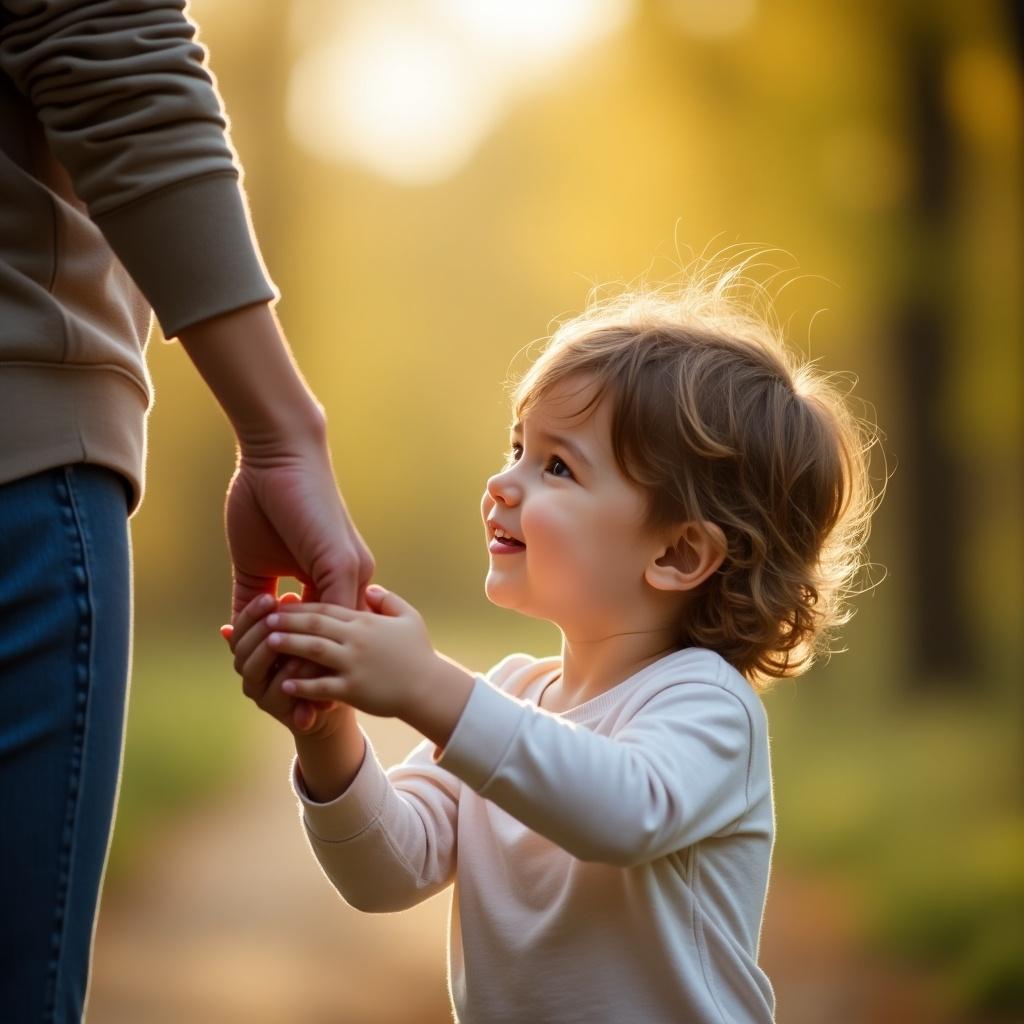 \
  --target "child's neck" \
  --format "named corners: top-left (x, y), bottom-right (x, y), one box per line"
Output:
top-left (552, 626), bottom-right (681, 710)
